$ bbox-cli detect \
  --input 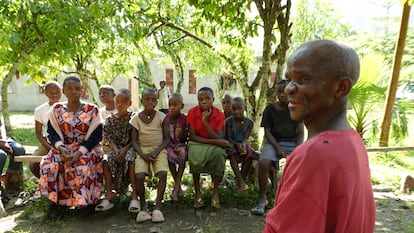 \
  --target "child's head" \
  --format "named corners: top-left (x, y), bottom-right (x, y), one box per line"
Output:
top-left (160, 80), bottom-right (166, 88)
top-left (197, 87), bottom-right (214, 111)
top-left (44, 81), bottom-right (62, 105)
top-left (277, 80), bottom-right (288, 104)
top-left (231, 97), bottom-right (246, 120)
top-left (284, 40), bottom-right (359, 122)
top-left (115, 88), bottom-right (132, 115)
top-left (62, 76), bottom-right (82, 102)
top-left (141, 88), bottom-right (158, 112)
top-left (99, 85), bottom-right (115, 105)
top-left (221, 94), bottom-right (232, 114)
top-left (168, 93), bottom-right (184, 117)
